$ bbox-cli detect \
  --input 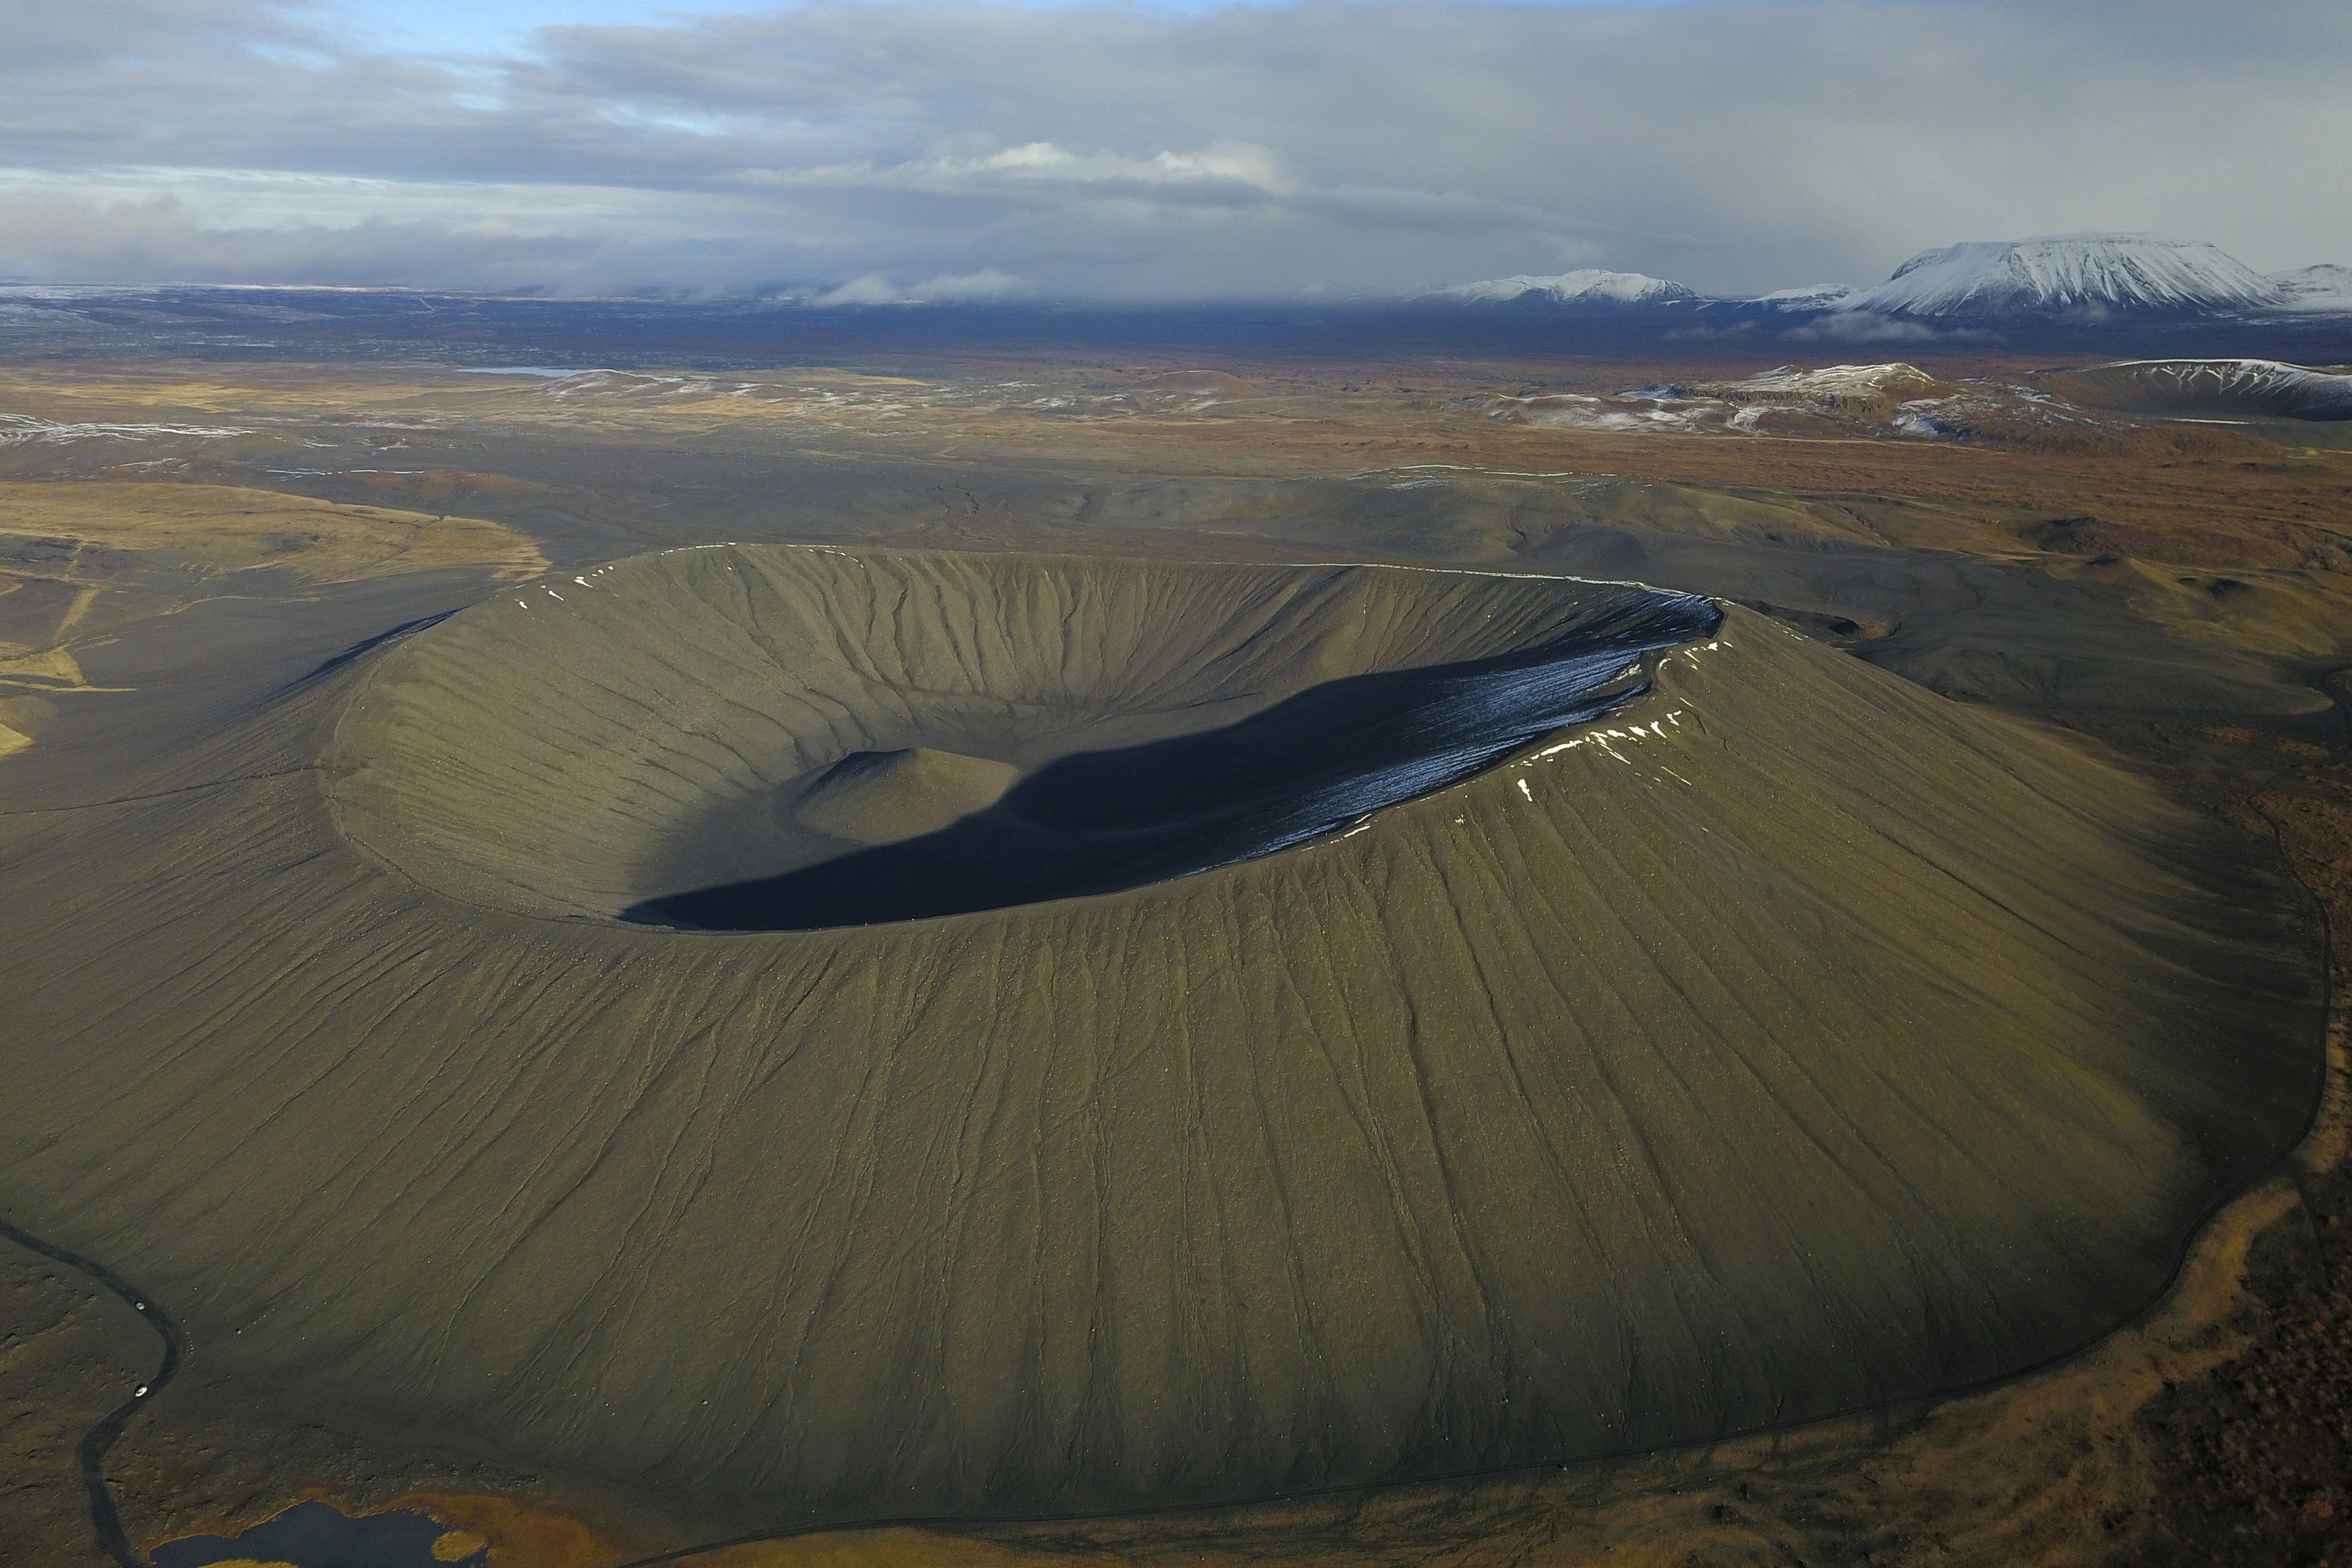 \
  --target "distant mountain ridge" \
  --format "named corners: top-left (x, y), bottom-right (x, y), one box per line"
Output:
top-left (1423, 234), bottom-right (2352, 325)
top-left (2272, 263), bottom-right (2352, 314)
top-left (1417, 269), bottom-right (1695, 306)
